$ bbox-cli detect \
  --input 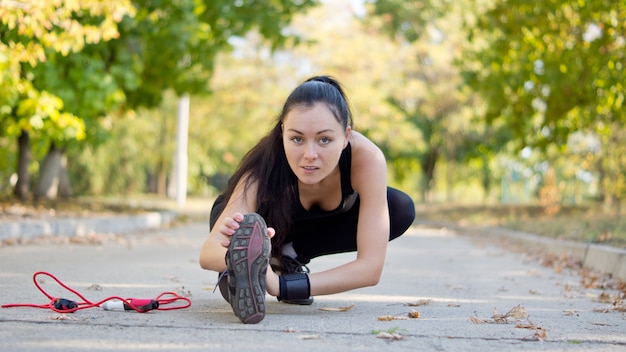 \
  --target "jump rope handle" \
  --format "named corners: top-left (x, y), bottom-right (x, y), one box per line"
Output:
top-left (101, 299), bottom-right (159, 312)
